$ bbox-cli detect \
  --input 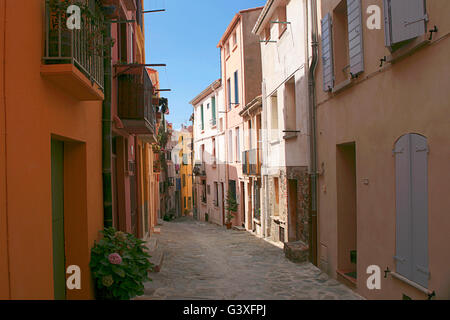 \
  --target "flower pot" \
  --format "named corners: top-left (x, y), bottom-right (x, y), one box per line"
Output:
top-left (226, 222), bottom-right (232, 230)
